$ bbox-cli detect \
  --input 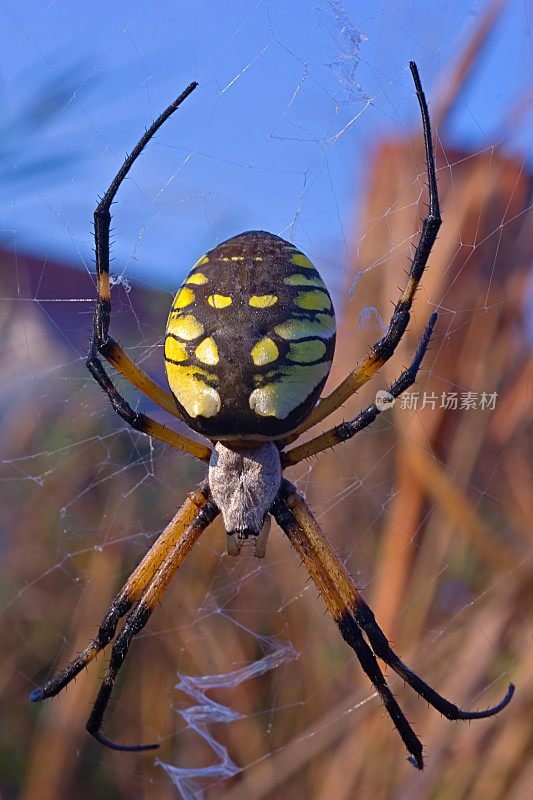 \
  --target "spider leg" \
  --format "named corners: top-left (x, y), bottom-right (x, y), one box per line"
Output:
top-left (30, 485), bottom-right (210, 703)
top-left (92, 80), bottom-right (197, 349)
top-left (99, 336), bottom-right (181, 418)
top-left (271, 488), bottom-right (424, 768)
top-left (86, 497), bottom-right (219, 751)
top-left (273, 482), bottom-right (514, 768)
top-left (87, 82), bottom-right (206, 457)
top-left (86, 354), bottom-right (211, 461)
top-left (349, 596), bottom-right (515, 721)
top-left (287, 62), bottom-right (440, 443)
top-left (283, 312), bottom-right (436, 466)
